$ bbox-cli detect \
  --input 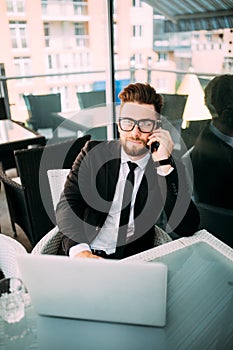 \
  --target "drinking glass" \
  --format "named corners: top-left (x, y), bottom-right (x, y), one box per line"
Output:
top-left (0, 277), bottom-right (25, 323)
top-left (0, 277), bottom-right (35, 349)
